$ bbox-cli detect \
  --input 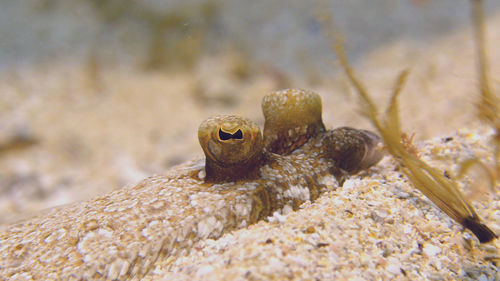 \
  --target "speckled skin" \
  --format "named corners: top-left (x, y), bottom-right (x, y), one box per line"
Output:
top-left (0, 89), bottom-right (383, 280)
